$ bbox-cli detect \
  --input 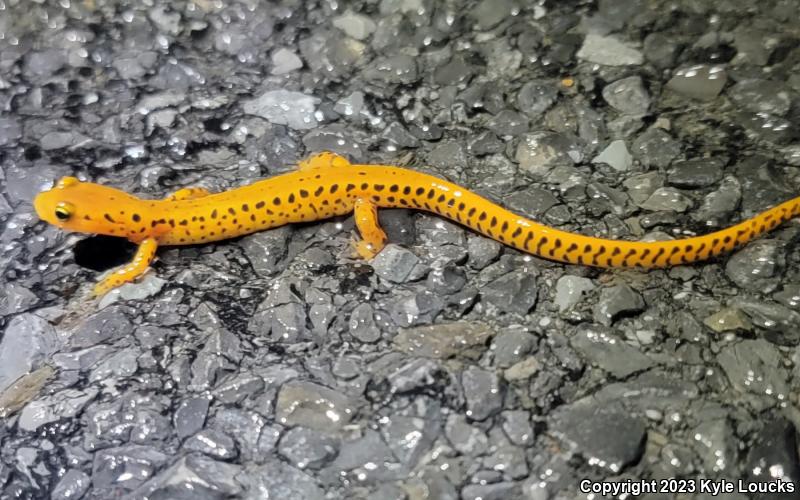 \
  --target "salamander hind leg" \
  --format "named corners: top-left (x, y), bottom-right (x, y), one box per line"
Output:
top-left (352, 198), bottom-right (387, 259)
top-left (93, 237), bottom-right (159, 296)
top-left (166, 187), bottom-right (212, 201)
top-left (298, 151), bottom-right (351, 171)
